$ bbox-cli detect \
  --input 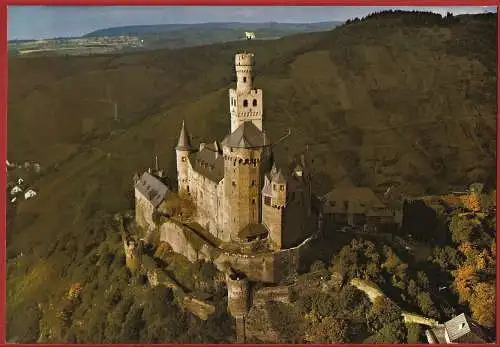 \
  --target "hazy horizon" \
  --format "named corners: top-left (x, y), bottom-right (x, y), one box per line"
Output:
top-left (8, 5), bottom-right (497, 41)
